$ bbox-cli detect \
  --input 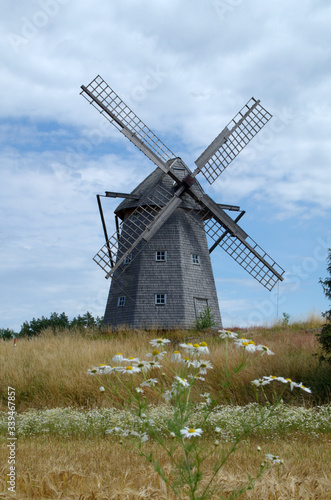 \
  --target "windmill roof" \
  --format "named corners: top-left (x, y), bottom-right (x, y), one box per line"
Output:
top-left (114, 158), bottom-right (205, 219)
